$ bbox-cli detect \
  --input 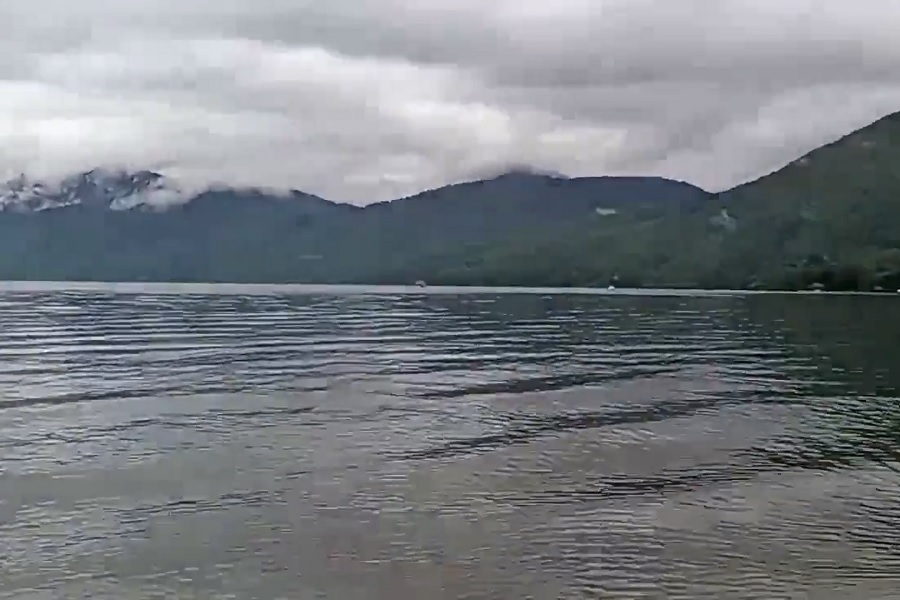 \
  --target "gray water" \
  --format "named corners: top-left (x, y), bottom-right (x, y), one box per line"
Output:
top-left (1, 285), bottom-right (899, 599)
